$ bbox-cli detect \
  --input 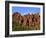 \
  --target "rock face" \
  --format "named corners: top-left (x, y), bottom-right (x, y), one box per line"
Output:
top-left (12, 12), bottom-right (40, 29)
